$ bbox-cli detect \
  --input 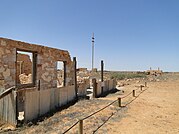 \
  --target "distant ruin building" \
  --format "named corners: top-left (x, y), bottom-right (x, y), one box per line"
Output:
top-left (146, 67), bottom-right (163, 76)
top-left (77, 68), bottom-right (88, 72)
top-left (92, 68), bottom-right (98, 72)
